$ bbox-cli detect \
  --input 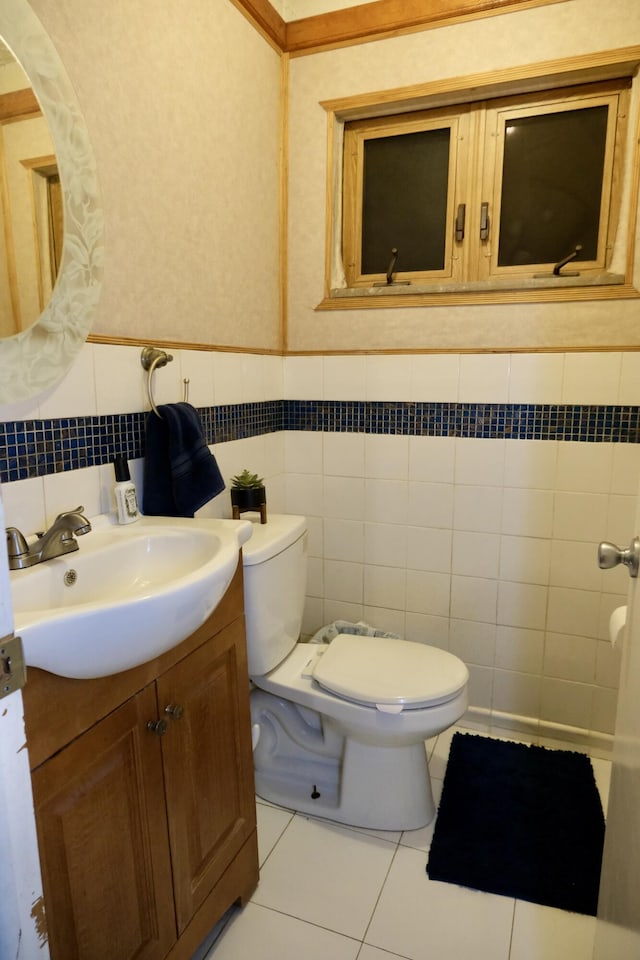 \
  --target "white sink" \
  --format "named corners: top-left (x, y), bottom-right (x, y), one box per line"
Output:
top-left (10, 514), bottom-right (253, 679)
